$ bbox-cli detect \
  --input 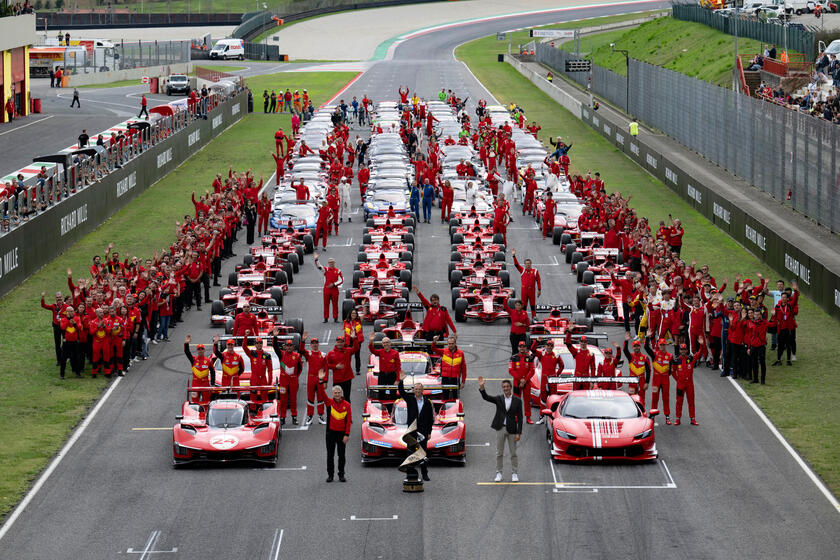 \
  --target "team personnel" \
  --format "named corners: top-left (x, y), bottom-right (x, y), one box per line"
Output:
top-left (479, 376), bottom-right (523, 483)
top-left (242, 332), bottom-right (273, 388)
top-left (326, 335), bottom-right (360, 400)
top-left (530, 338), bottom-right (558, 422)
top-left (300, 332), bottom-right (328, 425)
top-left (511, 249), bottom-right (542, 319)
top-left (413, 286), bottom-right (457, 339)
top-left (671, 341), bottom-right (702, 425)
top-left (430, 335), bottom-right (467, 390)
top-left (213, 335), bottom-right (245, 386)
top-left (564, 331), bottom-right (596, 390)
top-left (508, 340), bottom-right (535, 424)
top-left (314, 253), bottom-right (343, 323)
top-left (42, 291), bottom-right (67, 365)
top-left (273, 332), bottom-right (304, 425)
top-left (623, 333), bottom-right (651, 405)
top-left (368, 334), bottom-right (402, 385)
top-left (343, 308), bottom-right (364, 375)
top-left (58, 306), bottom-right (84, 379)
top-left (183, 334), bottom-right (215, 387)
top-left (502, 299), bottom-right (529, 354)
top-left (319, 370), bottom-right (352, 483)
top-left (645, 336), bottom-right (673, 424)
